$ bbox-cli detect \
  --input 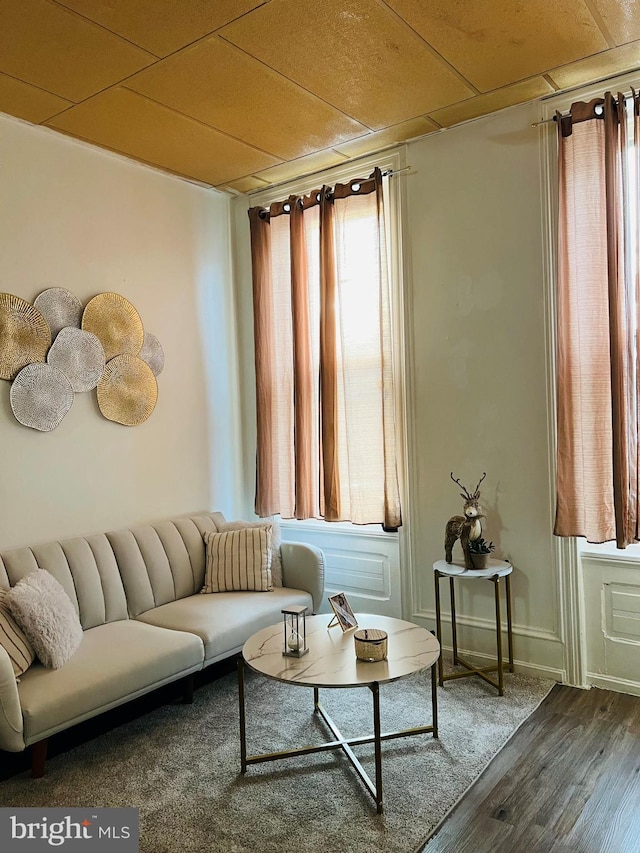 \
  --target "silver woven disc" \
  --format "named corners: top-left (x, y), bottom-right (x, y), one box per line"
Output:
top-left (34, 288), bottom-right (83, 340)
top-left (139, 332), bottom-right (164, 376)
top-left (10, 363), bottom-right (74, 431)
top-left (47, 326), bottom-right (106, 392)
